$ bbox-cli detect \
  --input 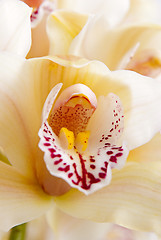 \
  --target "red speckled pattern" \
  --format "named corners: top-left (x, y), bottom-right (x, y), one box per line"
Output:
top-left (38, 85), bottom-right (129, 195)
